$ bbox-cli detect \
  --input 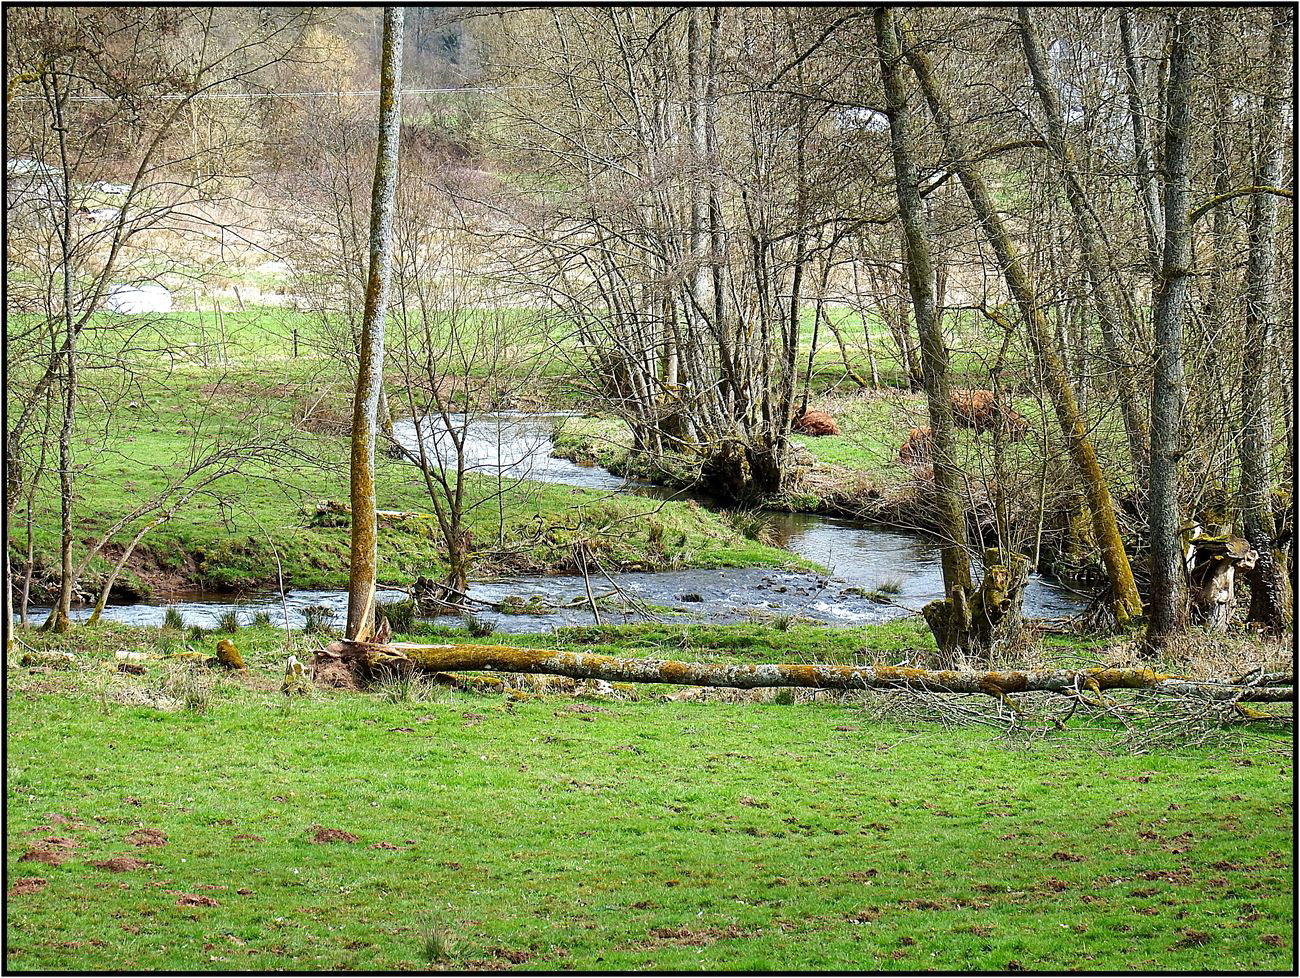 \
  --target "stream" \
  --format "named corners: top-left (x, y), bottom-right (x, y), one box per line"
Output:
top-left (32, 413), bottom-right (1089, 632)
